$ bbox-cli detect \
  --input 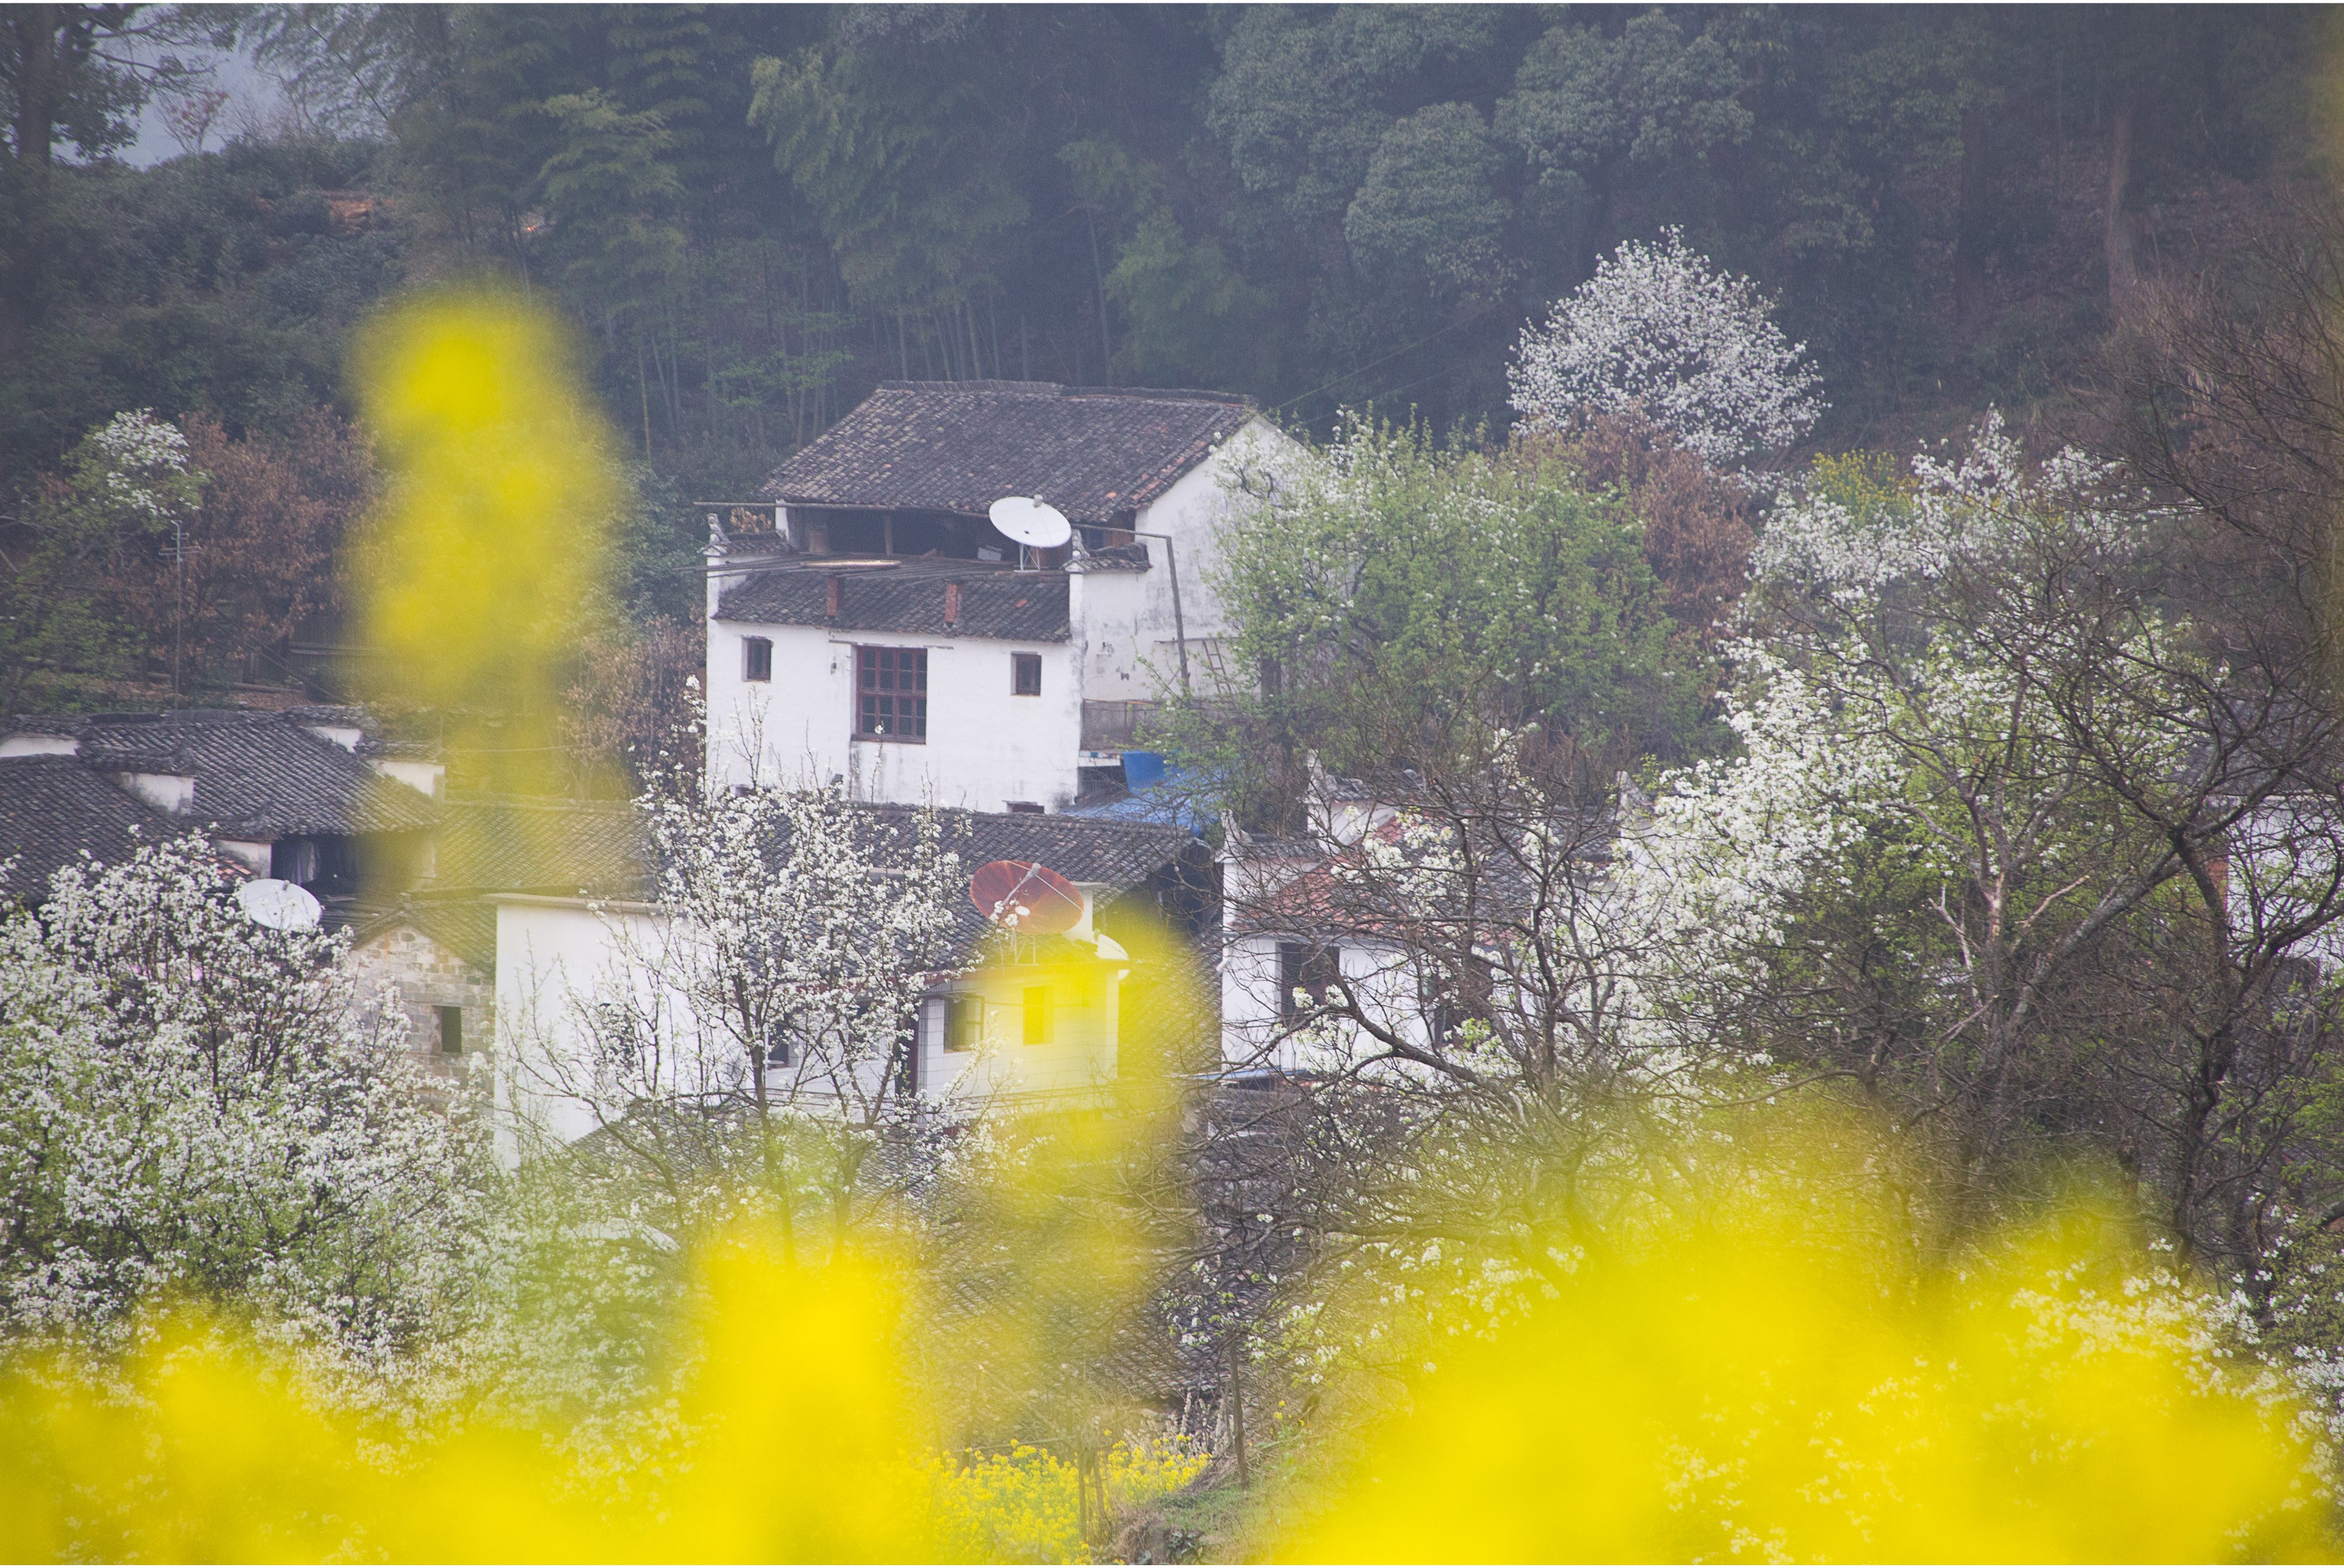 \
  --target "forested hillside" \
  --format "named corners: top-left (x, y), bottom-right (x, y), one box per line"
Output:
top-left (0, 4), bottom-right (2321, 506)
